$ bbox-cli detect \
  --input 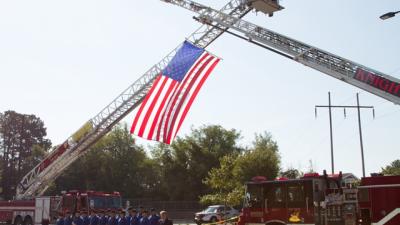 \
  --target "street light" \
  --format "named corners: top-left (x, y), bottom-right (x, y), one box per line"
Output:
top-left (380, 11), bottom-right (400, 20)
